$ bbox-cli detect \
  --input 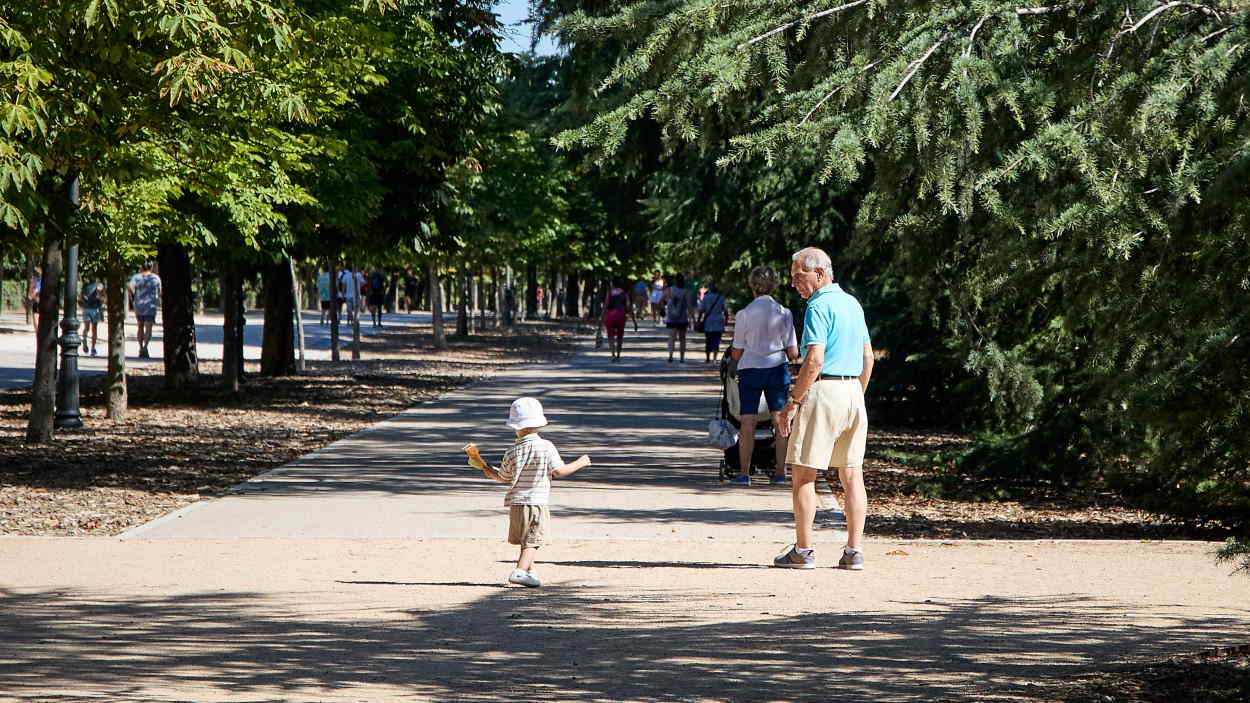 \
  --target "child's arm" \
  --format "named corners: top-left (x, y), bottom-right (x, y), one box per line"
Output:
top-left (552, 455), bottom-right (591, 479)
top-left (480, 465), bottom-right (509, 483)
top-left (464, 443), bottom-right (511, 483)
